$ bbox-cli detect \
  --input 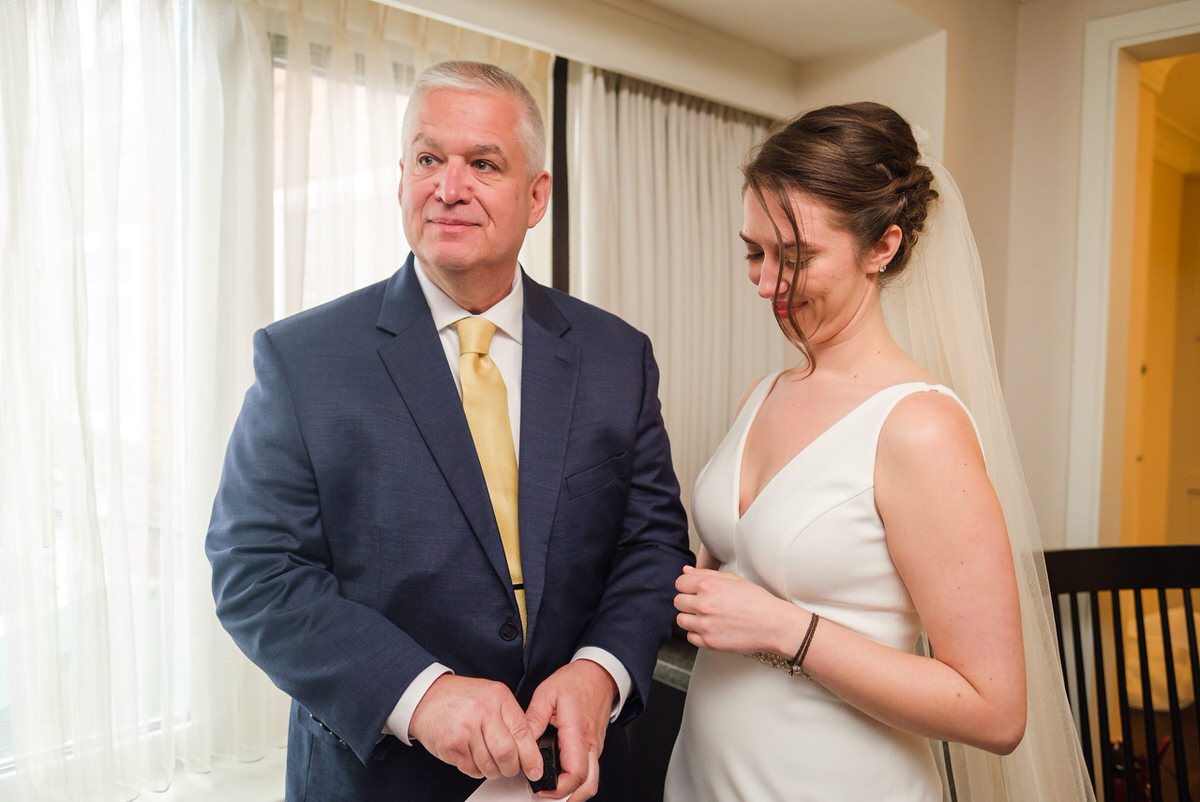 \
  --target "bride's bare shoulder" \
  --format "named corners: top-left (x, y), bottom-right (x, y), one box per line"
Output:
top-left (877, 388), bottom-right (980, 469)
